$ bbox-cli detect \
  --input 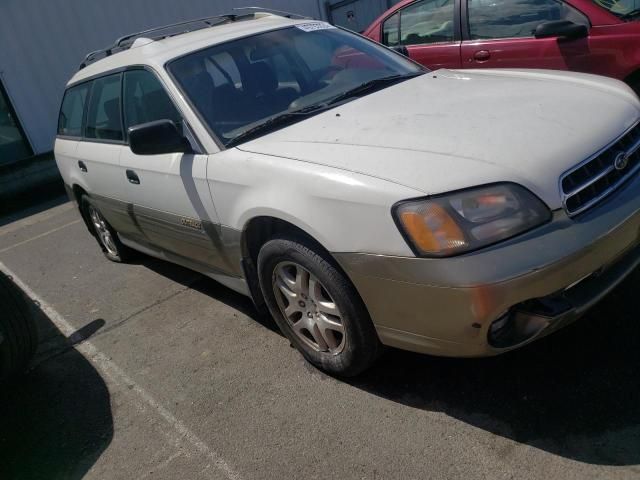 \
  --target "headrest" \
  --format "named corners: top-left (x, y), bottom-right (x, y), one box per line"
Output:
top-left (244, 61), bottom-right (278, 96)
